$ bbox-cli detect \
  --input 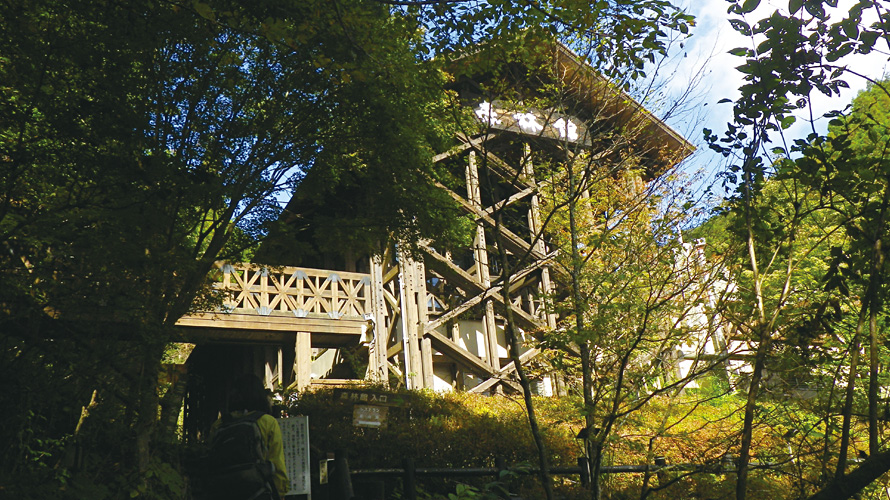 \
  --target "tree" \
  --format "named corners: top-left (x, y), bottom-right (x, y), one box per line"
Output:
top-left (0, 0), bottom-right (701, 496)
top-left (709, 0), bottom-right (890, 498)
top-left (438, 31), bottom-right (732, 498)
top-left (0, 0), bottom-right (458, 495)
